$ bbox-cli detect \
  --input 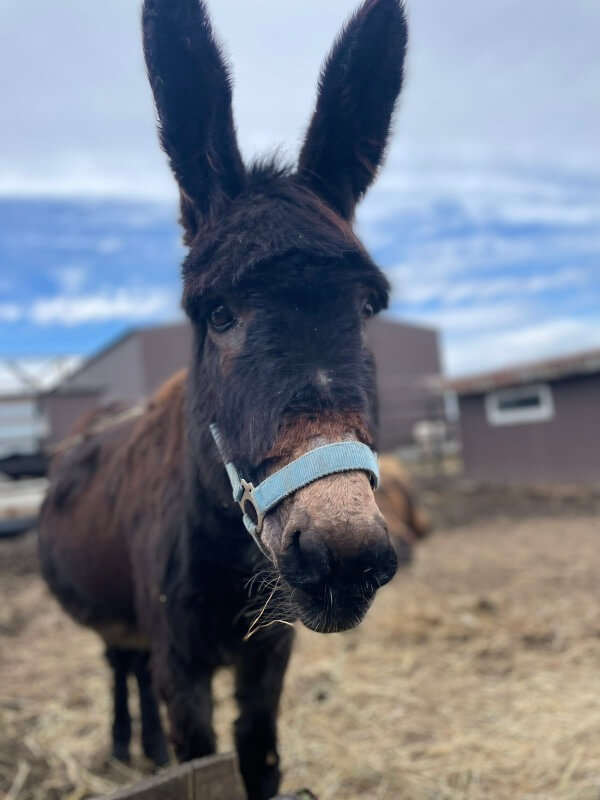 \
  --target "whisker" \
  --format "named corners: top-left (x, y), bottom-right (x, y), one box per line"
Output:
top-left (244, 578), bottom-right (282, 641)
top-left (243, 617), bottom-right (295, 641)
top-left (244, 570), bottom-right (265, 594)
